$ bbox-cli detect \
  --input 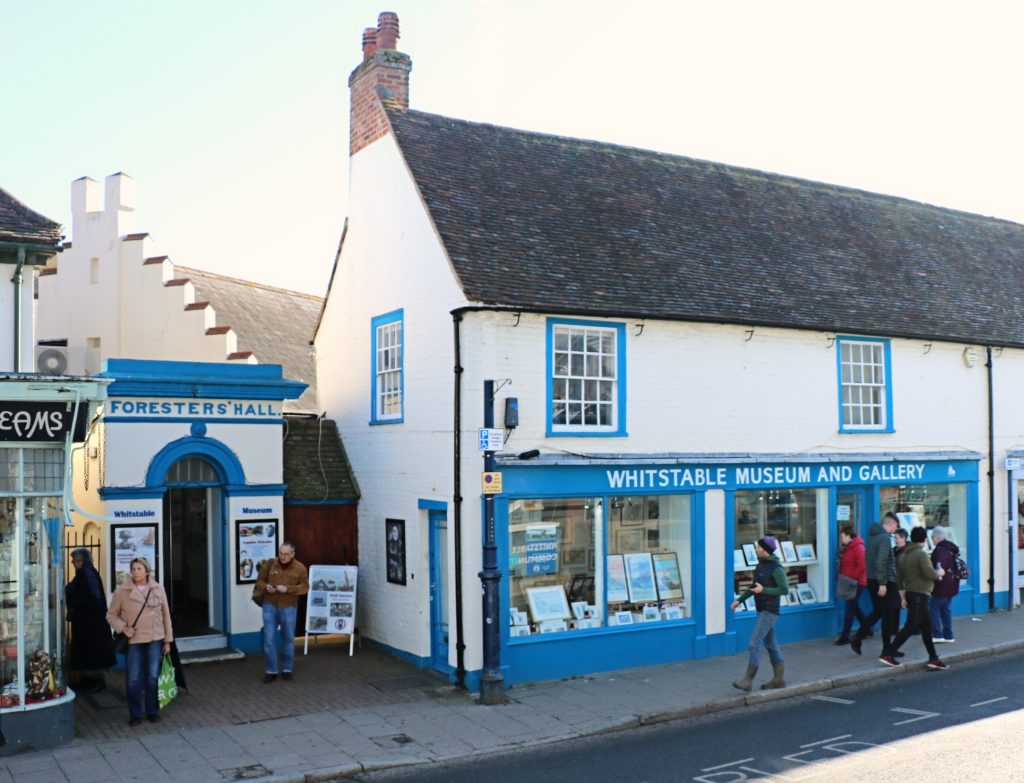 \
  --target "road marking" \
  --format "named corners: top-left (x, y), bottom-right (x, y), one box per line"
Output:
top-left (699, 758), bottom-right (755, 772)
top-left (970, 697), bottom-right (1007, 707)
top-left (810, 695), bottom-right (855, 705)
top-left (799, 734), bottom-right (852, 748)
top-left (891, 707), bottom-right (939, 725)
